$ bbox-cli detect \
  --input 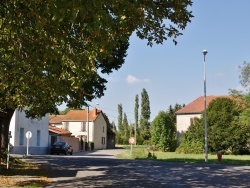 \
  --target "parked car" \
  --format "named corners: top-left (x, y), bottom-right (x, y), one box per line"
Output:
top-left (50, 141), bottom-right (73, 155)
